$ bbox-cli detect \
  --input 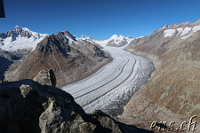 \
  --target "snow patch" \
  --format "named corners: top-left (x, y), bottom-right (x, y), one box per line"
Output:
top-left (192, 25), bottom-right (200, 32)
top-left (0, 35), bottom-right (46, 51)
top-left (181, 27), bottom-right (191, 36)
top-left (164, 29), bottom-right (176, 37)
top-left (177, 28), bottom-right (183, 35)
top-left (181, 33), bottom-right (193, 40)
